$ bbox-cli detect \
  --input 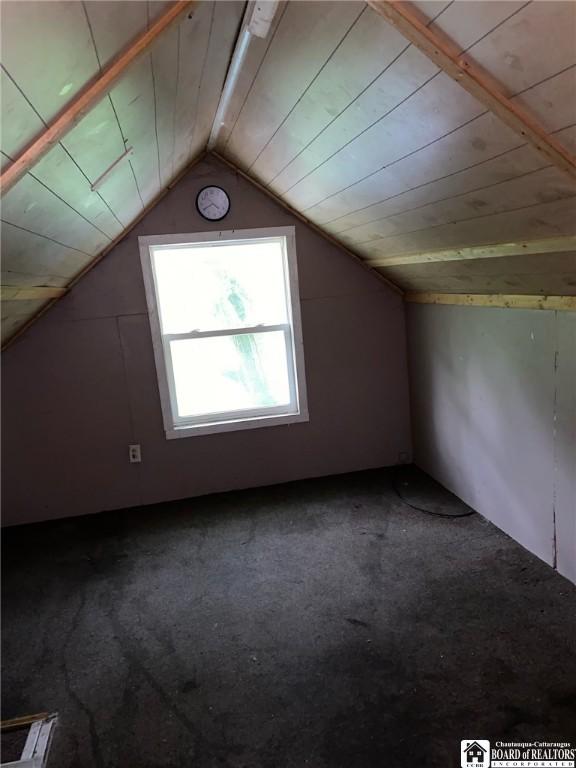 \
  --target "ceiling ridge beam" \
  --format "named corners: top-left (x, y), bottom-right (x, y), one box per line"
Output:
top-left (210, 151), bottom-right (403, 296)
top-left (0, 0), bottom-right (196, 196)
top-left (366, 1), bottom-right (576, 182)
top-left (367, 236), bottom-right (576, 268)
top-left (405, 293), bottom-right (576, 311)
